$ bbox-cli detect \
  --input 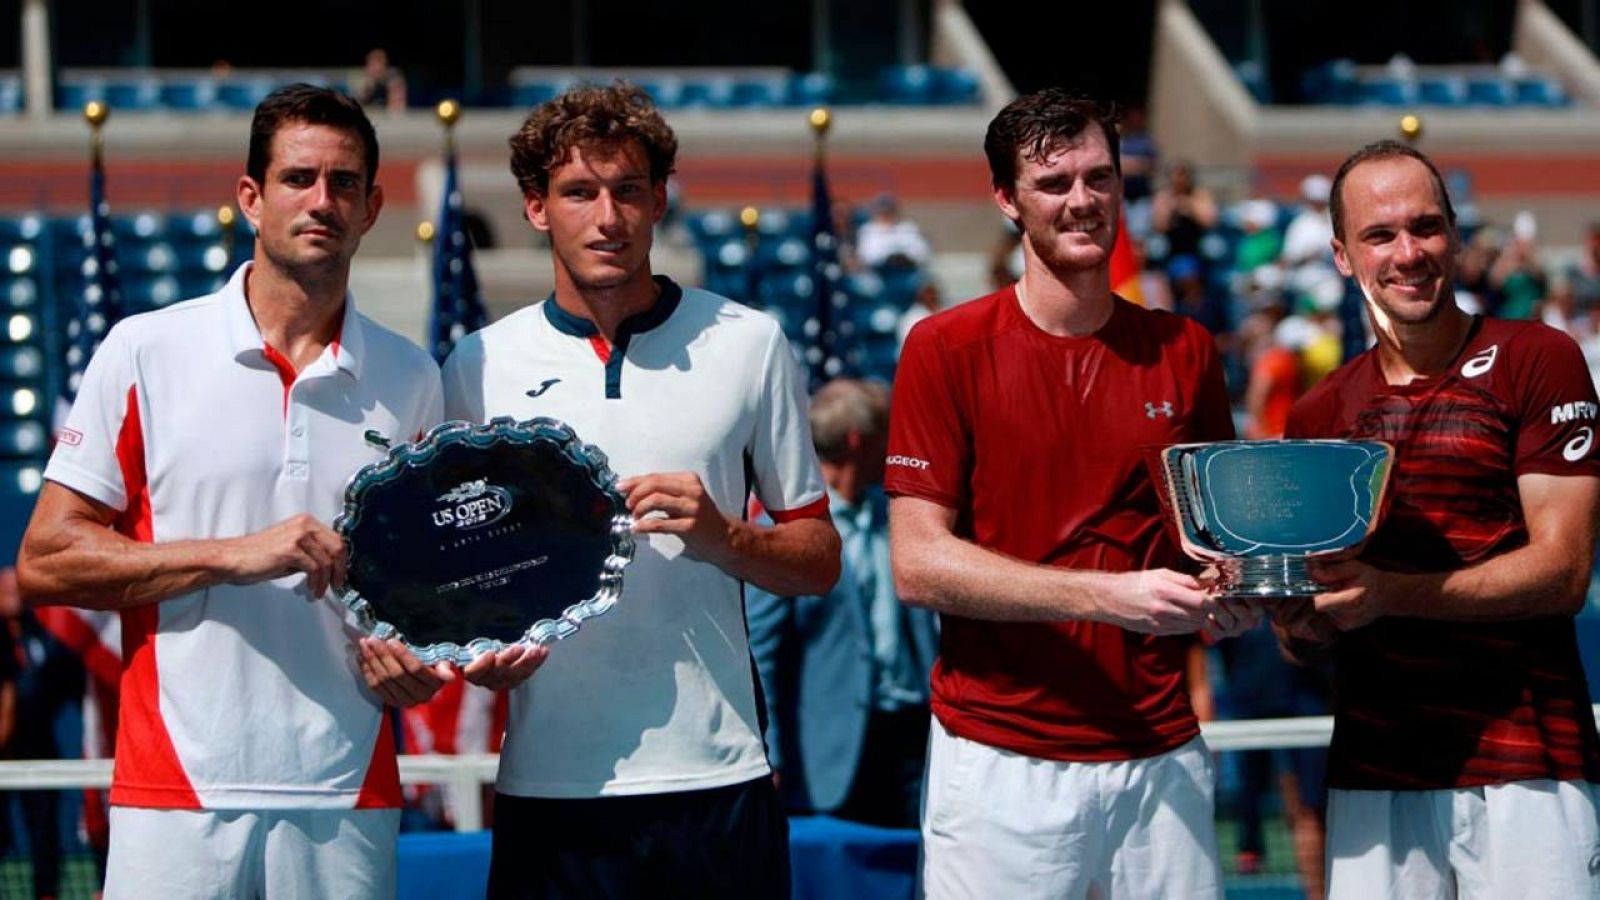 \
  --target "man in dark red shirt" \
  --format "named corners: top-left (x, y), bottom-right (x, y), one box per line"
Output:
top-left (1281, 140), bottom-right (1600, 898)
top-left (886, 88), bottom-right (1261, 899)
